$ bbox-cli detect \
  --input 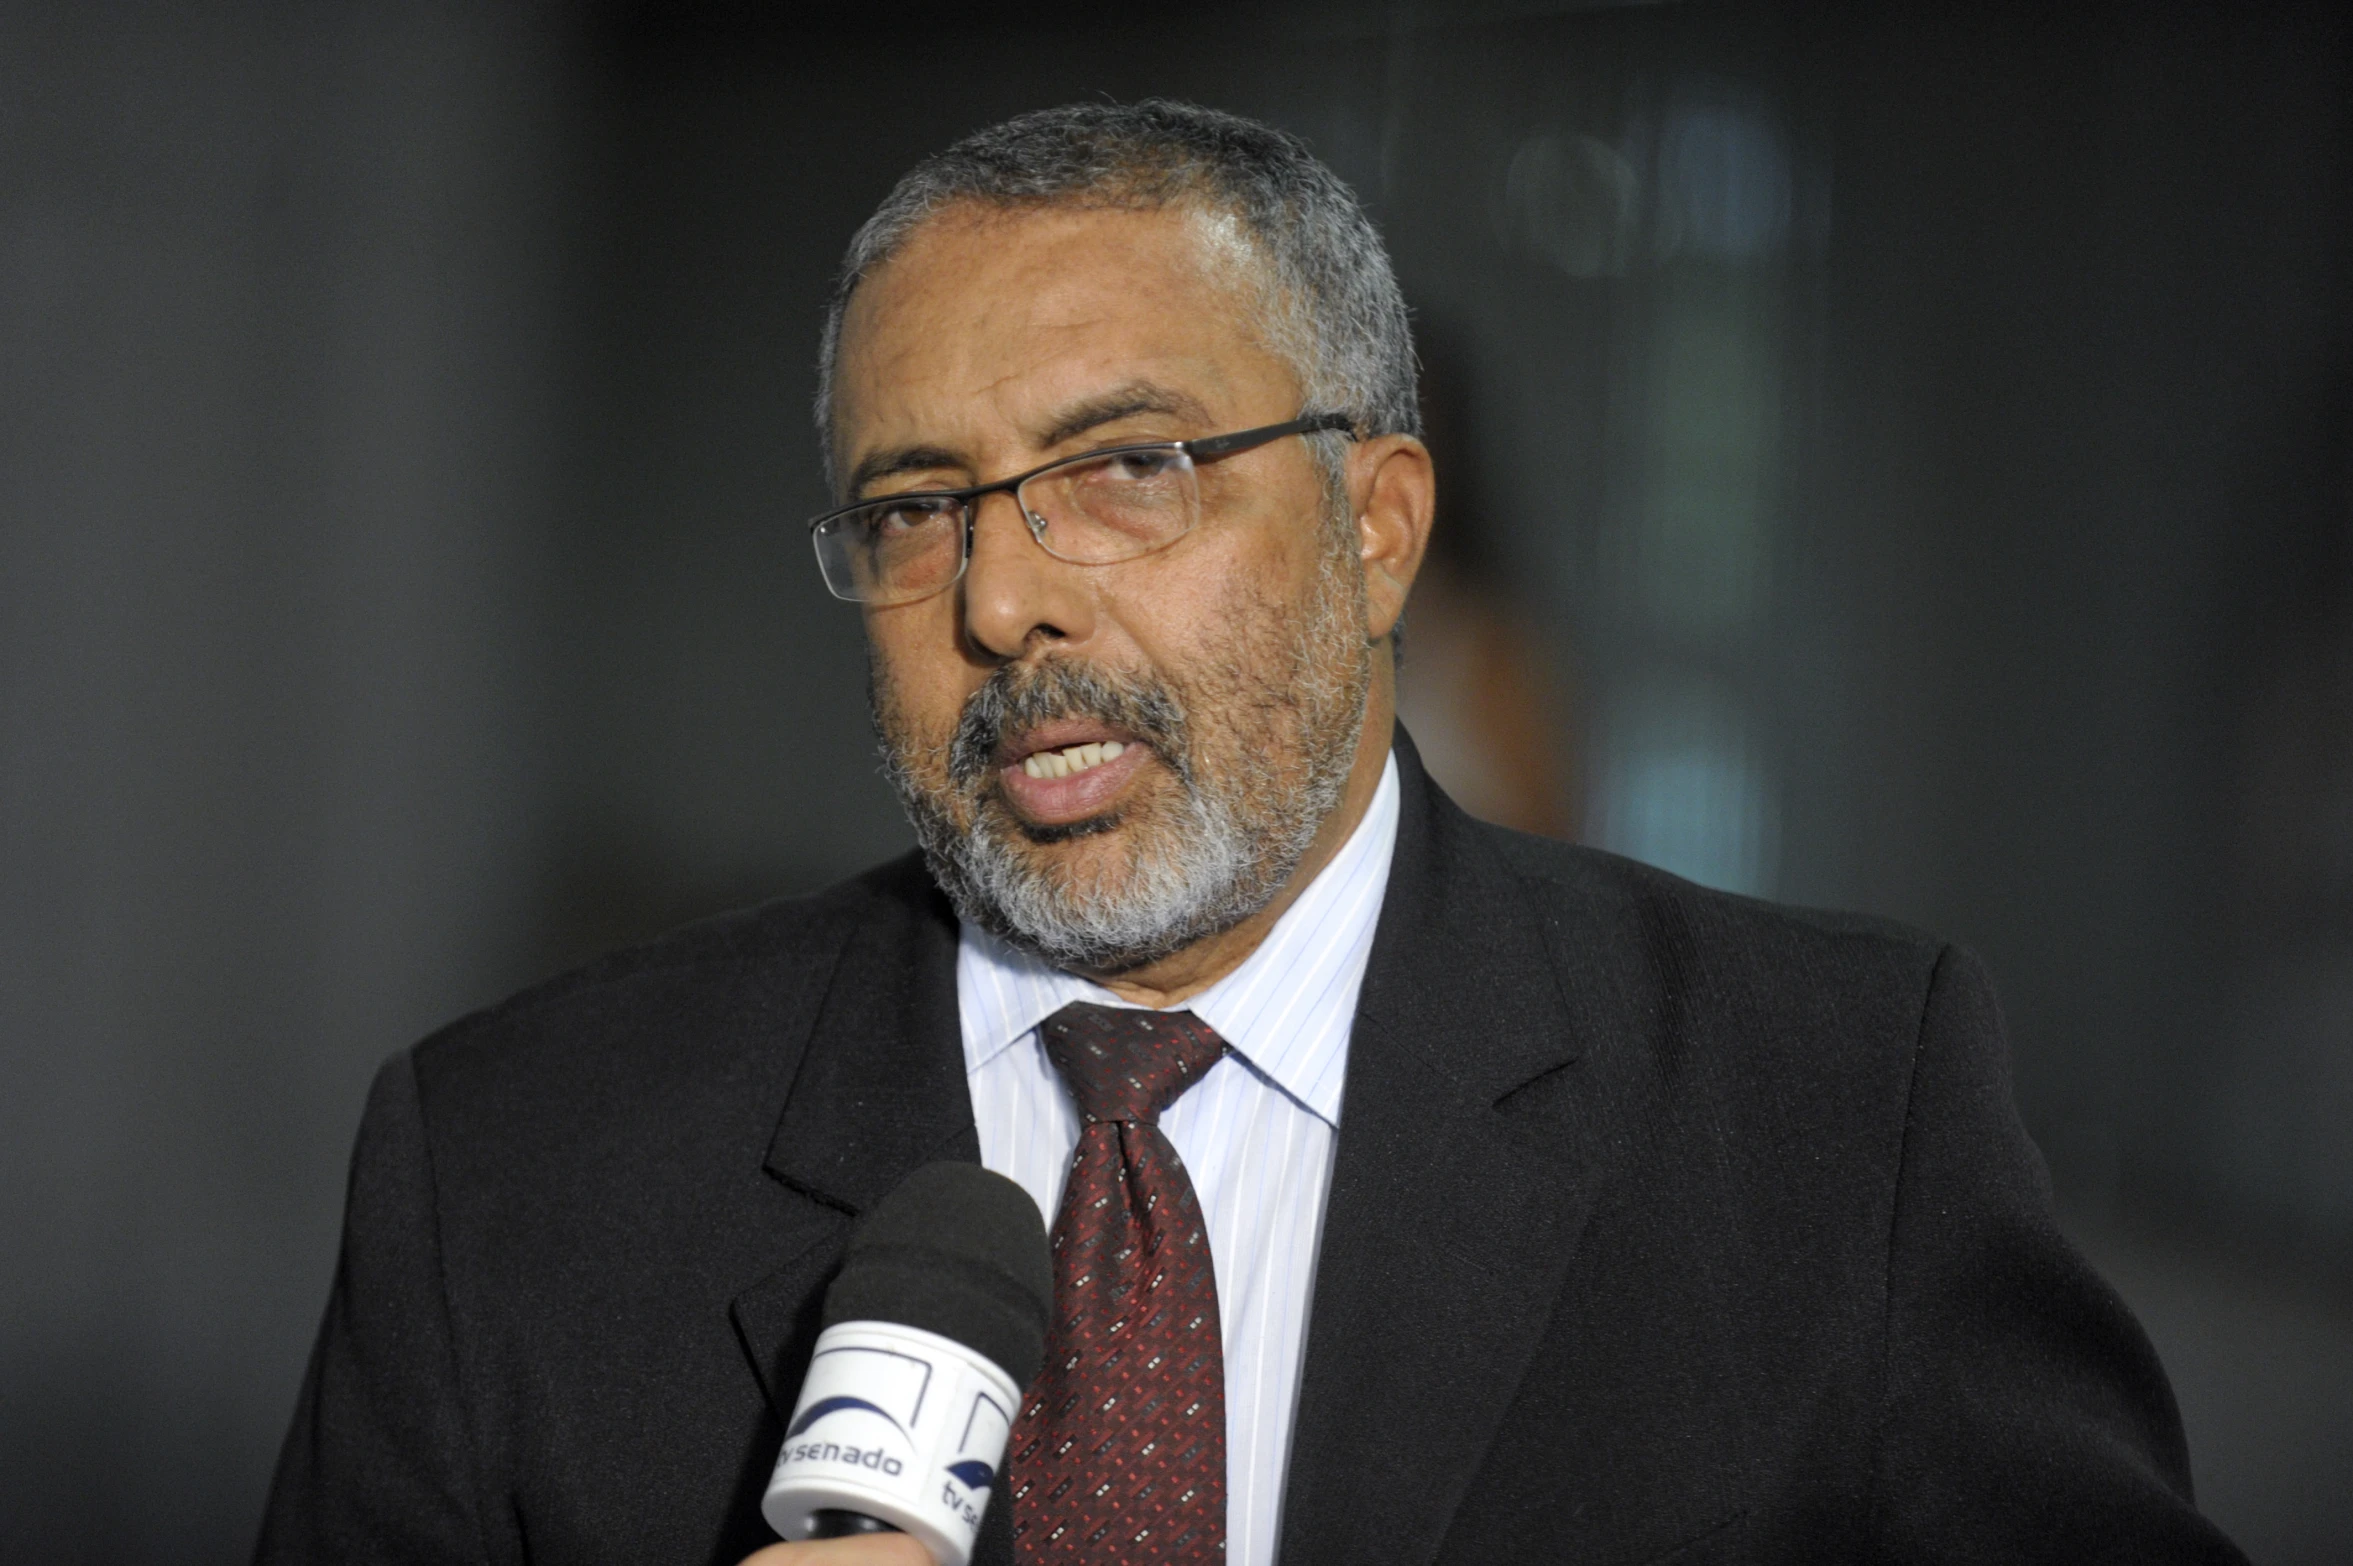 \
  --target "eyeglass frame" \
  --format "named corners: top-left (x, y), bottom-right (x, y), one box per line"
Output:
top-left (806, 411), bottom-right (1359, 605)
